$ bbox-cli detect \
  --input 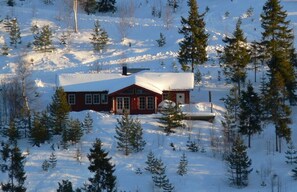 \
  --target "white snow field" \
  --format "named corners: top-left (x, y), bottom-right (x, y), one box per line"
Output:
top-left (0, 0), bottom-right (297, 191)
